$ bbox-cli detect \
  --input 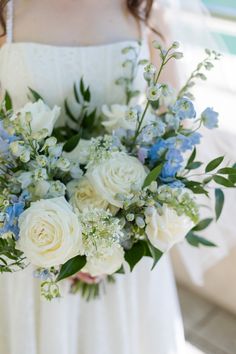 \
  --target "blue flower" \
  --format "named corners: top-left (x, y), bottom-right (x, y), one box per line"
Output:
top-left (165, 114), bottom-right (180, 132)
top-left (168, 180), bottom-right (185, 188)
top-left (201, 107), bottom-right (219, 129)
top-left (0, 202), bottom-right (25, 239)
top-left (188, 132), bottom-right (202, 146)
top-left (161, 149), bottom-right (184, 180)
top-left (172, 98), bottom-right (196, 120)
top-left (149, 139), bottom-right (168, 162)
top-left (167, 133), bottom-right (201, 153)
